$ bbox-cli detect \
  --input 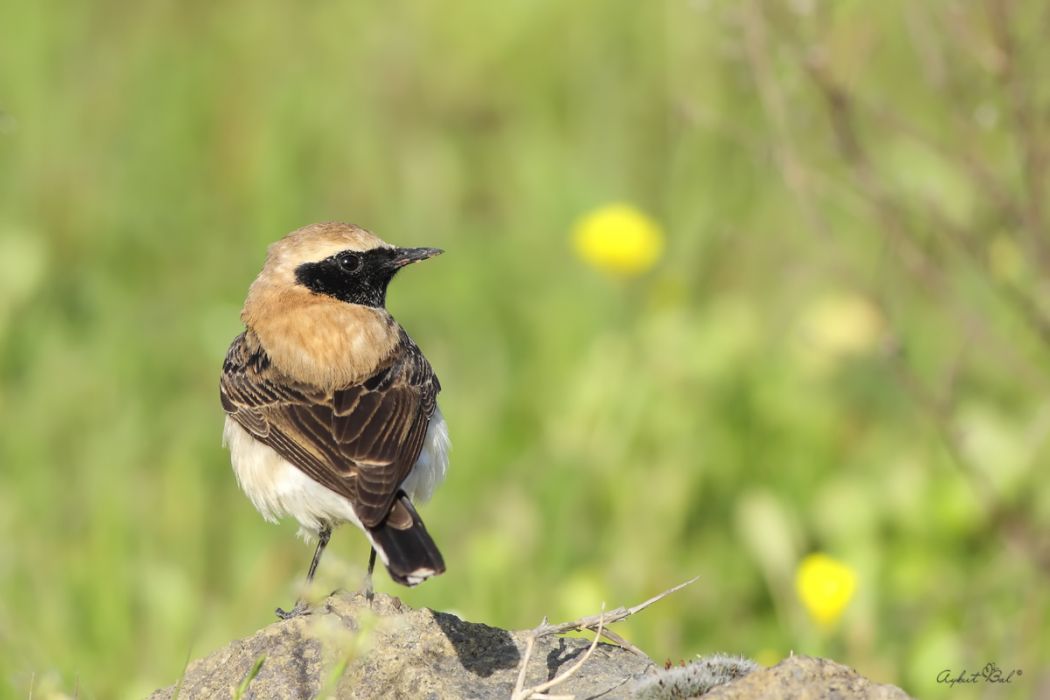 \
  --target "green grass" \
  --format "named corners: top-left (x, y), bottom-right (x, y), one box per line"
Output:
top-left (232, 655), bottom-right (264, 700)
top-left (1, 1), bottom-right (1048, 698)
